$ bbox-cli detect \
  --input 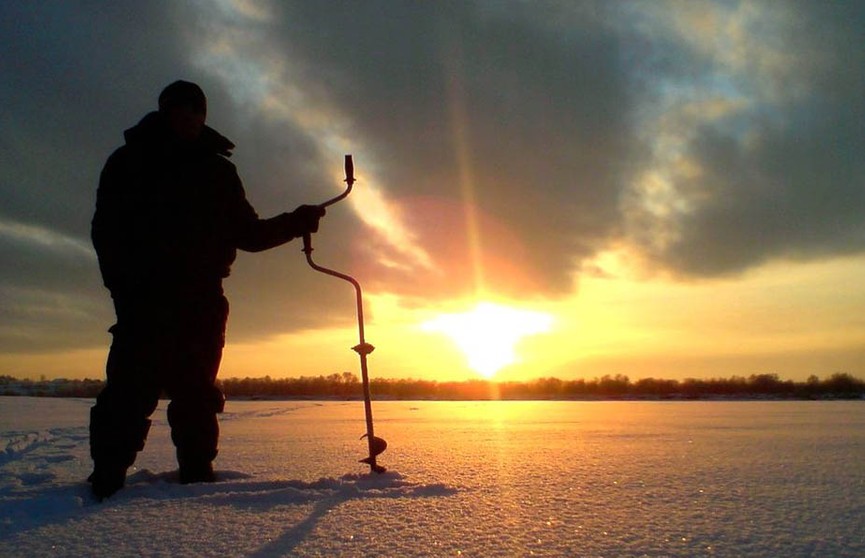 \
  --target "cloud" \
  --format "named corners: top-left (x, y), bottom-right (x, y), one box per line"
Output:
top-left (0, 218), bottom-right (107, 351)
top-left (618, 1), bottom-right (865, 276)
top-left (187, 1), bottom-right (640, 301)
top-left (2, 1), bottom-right (864, 358)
